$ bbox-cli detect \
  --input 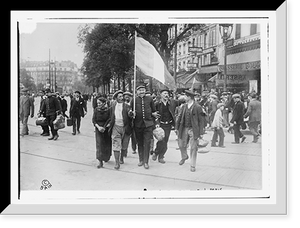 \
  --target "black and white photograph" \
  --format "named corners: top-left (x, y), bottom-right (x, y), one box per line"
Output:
top-left (6, 7), bottom-right (287, 216)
